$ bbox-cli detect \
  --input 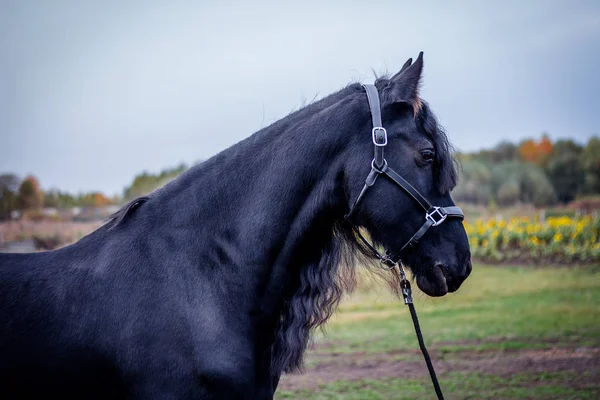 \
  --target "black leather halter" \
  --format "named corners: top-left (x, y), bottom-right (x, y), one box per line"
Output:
top-left (345, 84), bottom-right (464, 268)
top-left (344, 83), bottom-right (460, 400)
